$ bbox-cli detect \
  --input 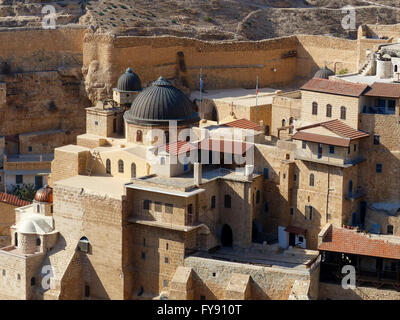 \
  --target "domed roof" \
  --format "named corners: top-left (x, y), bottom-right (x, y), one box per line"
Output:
top-left (16, 215), bottom-right (53, 235)
top-left (124, 76), bottom-right (200, 126)
top-left (313, 66), bottom-right (335, 79)
top-left (116, 68), bottom-right (142, 92)
top-left (34, 185), bottom-right (53, 203)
